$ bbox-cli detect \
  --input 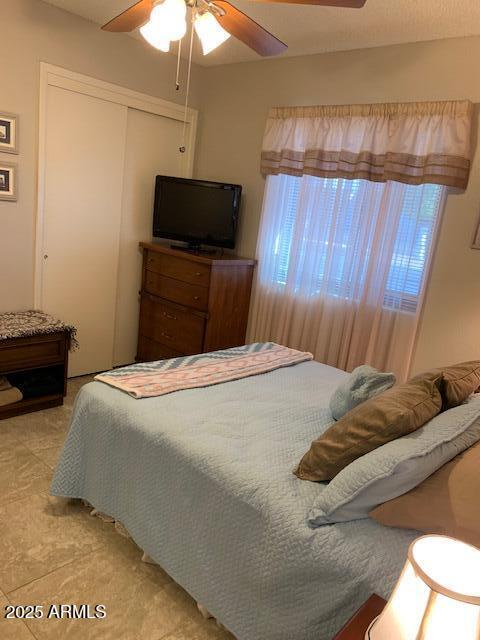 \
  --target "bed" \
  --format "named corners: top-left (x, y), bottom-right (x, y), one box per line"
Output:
top-left (51, 358), bottom-right (420, 640)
